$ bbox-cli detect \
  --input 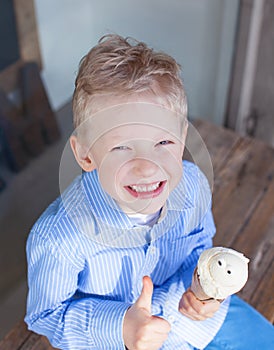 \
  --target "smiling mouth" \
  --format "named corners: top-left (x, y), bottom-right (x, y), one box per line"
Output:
top-left (125, 181), bottom-right (167, 198)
